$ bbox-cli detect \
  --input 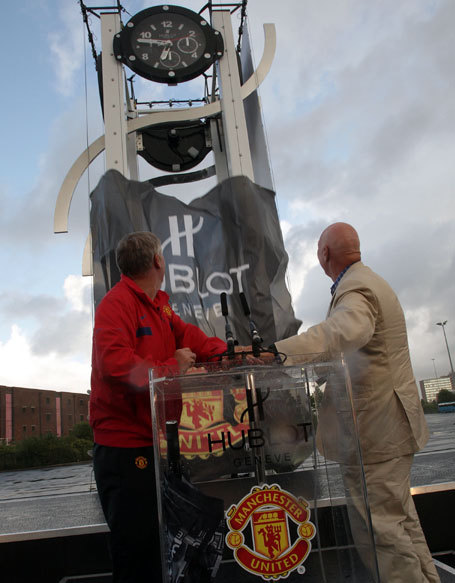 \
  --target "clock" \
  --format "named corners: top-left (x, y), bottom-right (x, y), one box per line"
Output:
top-left (113, 4), bottom-right (224, 84)
top-left (138, 120), bottom-right (212, 173)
